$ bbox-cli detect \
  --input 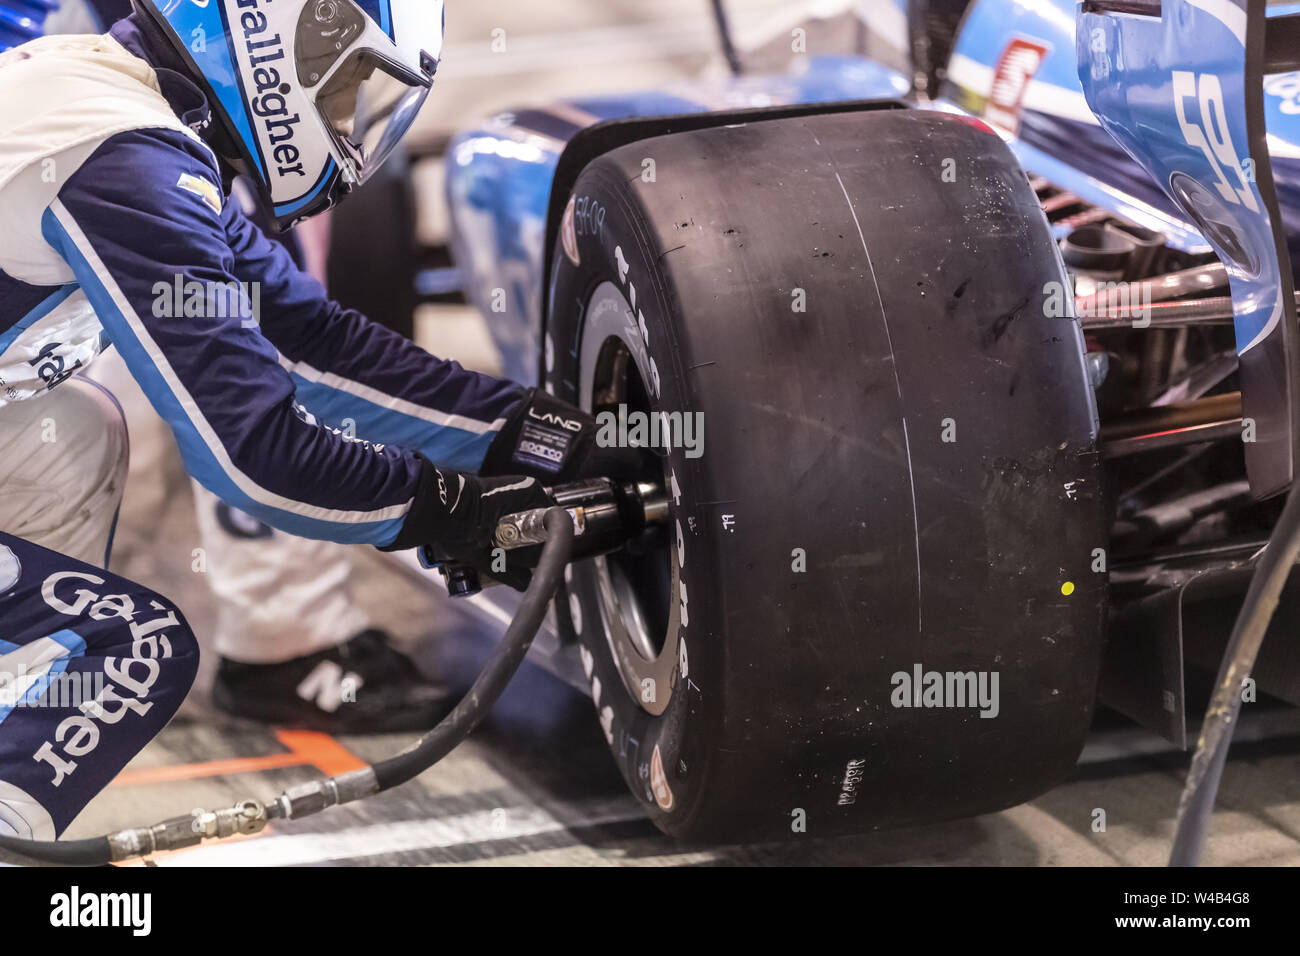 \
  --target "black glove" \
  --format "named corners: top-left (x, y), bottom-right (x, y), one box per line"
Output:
top-left (480, 388), bottom-right (650, 484)
top-left (383, 458), bottom-right (554, 591)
